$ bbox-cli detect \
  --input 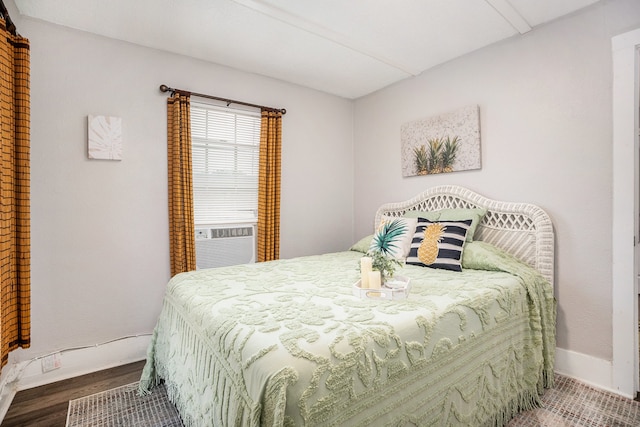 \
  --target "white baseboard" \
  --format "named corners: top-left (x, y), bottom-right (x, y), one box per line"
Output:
top-left (16, 335), bottom-right (151, 391)
top-left (0, 371), bottom-right (19, 426)
top-left (0, 334), bottom-right (151, 423)
top-left (554, 347), bottom-right (630, 398)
